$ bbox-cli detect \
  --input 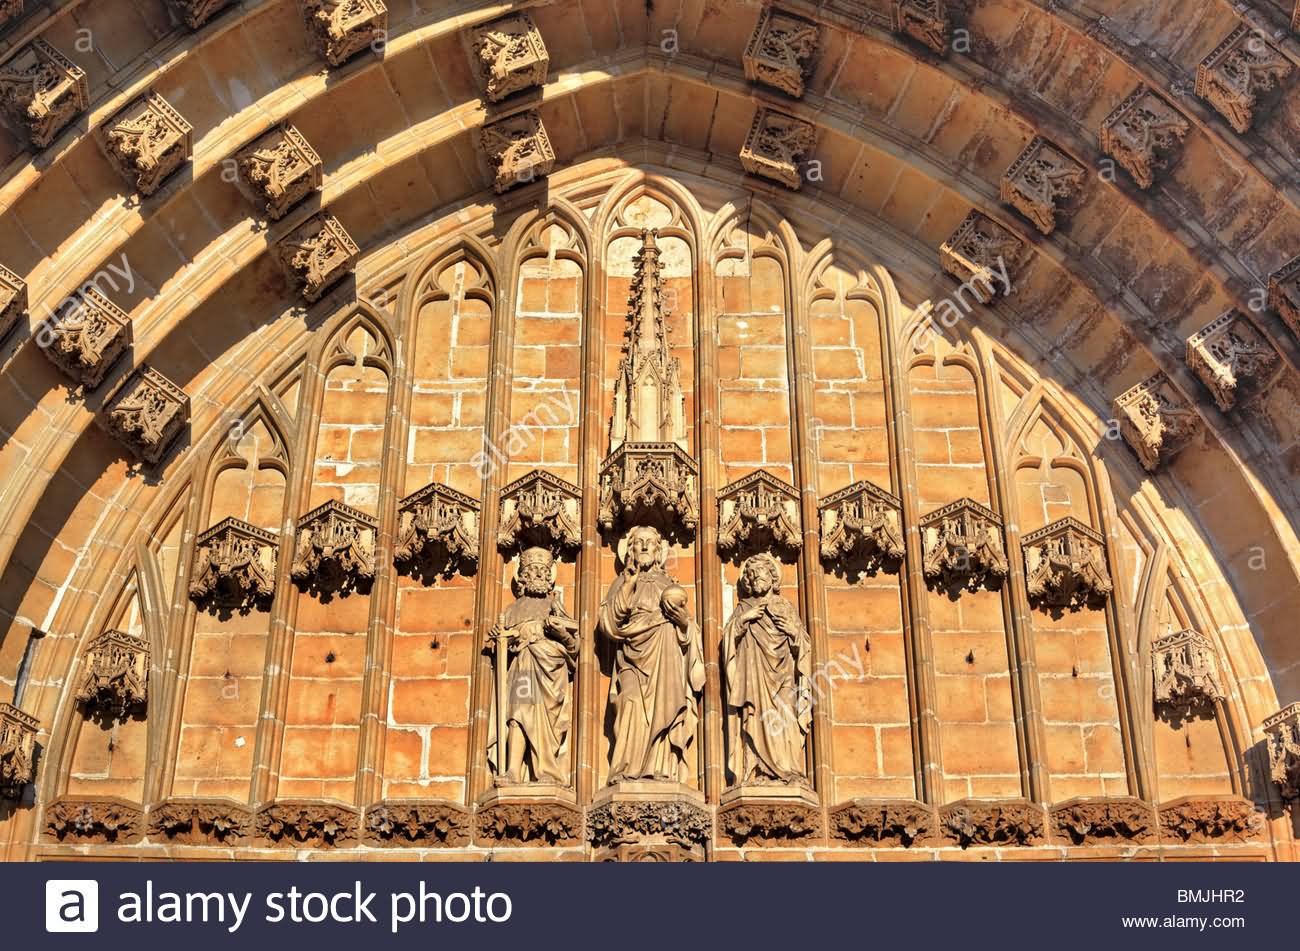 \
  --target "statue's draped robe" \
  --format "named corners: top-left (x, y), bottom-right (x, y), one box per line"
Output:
top-left (599, 568), bottom-right (705, 782)
top-left (486, 594), bottom-right (576, 784)
top-left (723, 593), bottom-right (811, 784)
